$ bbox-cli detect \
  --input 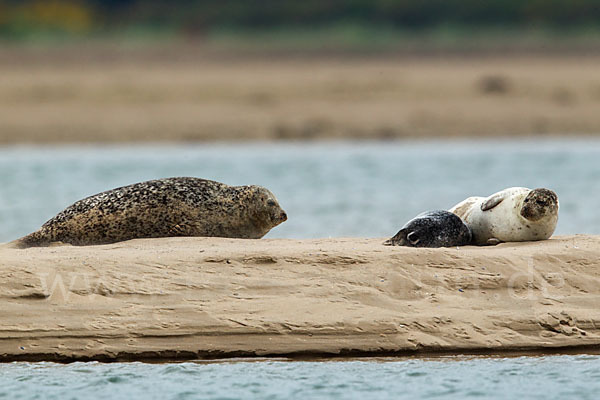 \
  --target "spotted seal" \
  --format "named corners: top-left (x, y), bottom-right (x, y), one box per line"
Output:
top-left (13, 177), bottom-right (287, 248)
top-left (449, 187), bottom-right (558, 245)
top-left (383, 210), bottom-right (472, 248)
